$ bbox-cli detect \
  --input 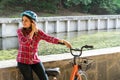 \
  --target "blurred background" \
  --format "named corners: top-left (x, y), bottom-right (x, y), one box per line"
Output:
top-left (0, 0), bottom-right (120, 17)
